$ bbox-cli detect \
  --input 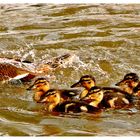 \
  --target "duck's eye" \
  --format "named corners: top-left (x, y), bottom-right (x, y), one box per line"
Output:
top-left (87, 81), bottom-right (91, 84)
top-left (53, 94), bottom-right (57, 97)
